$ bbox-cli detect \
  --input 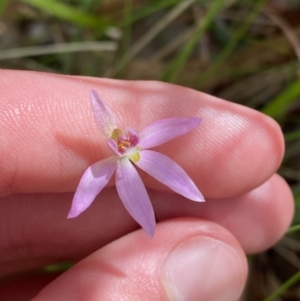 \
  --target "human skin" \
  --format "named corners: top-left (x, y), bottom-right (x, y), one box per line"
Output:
top-left (0, 69), bottom-right (294, 300)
